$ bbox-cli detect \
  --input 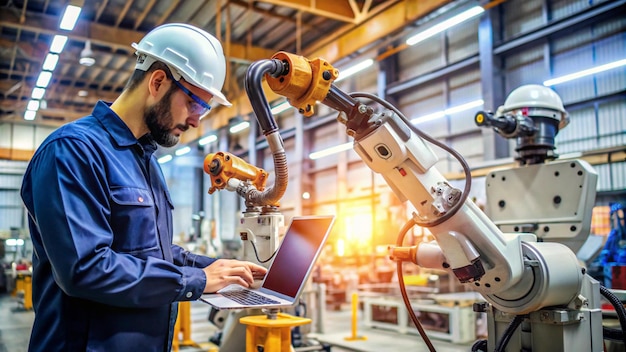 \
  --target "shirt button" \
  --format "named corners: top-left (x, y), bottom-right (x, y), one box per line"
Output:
top-left (186, 292), bottom-right (193, 298)
top-left (138, 196), bottom-right (144, 202)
